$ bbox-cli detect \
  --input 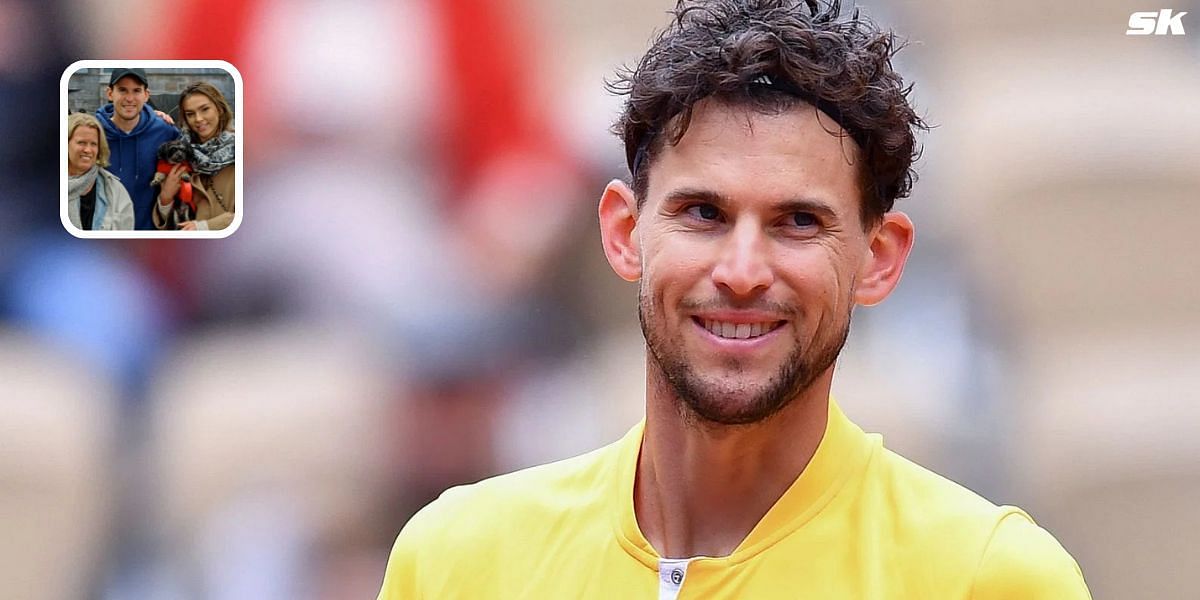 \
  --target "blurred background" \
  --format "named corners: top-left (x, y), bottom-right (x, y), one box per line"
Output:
top-left (2, 0), bottom-right (1198, 597)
